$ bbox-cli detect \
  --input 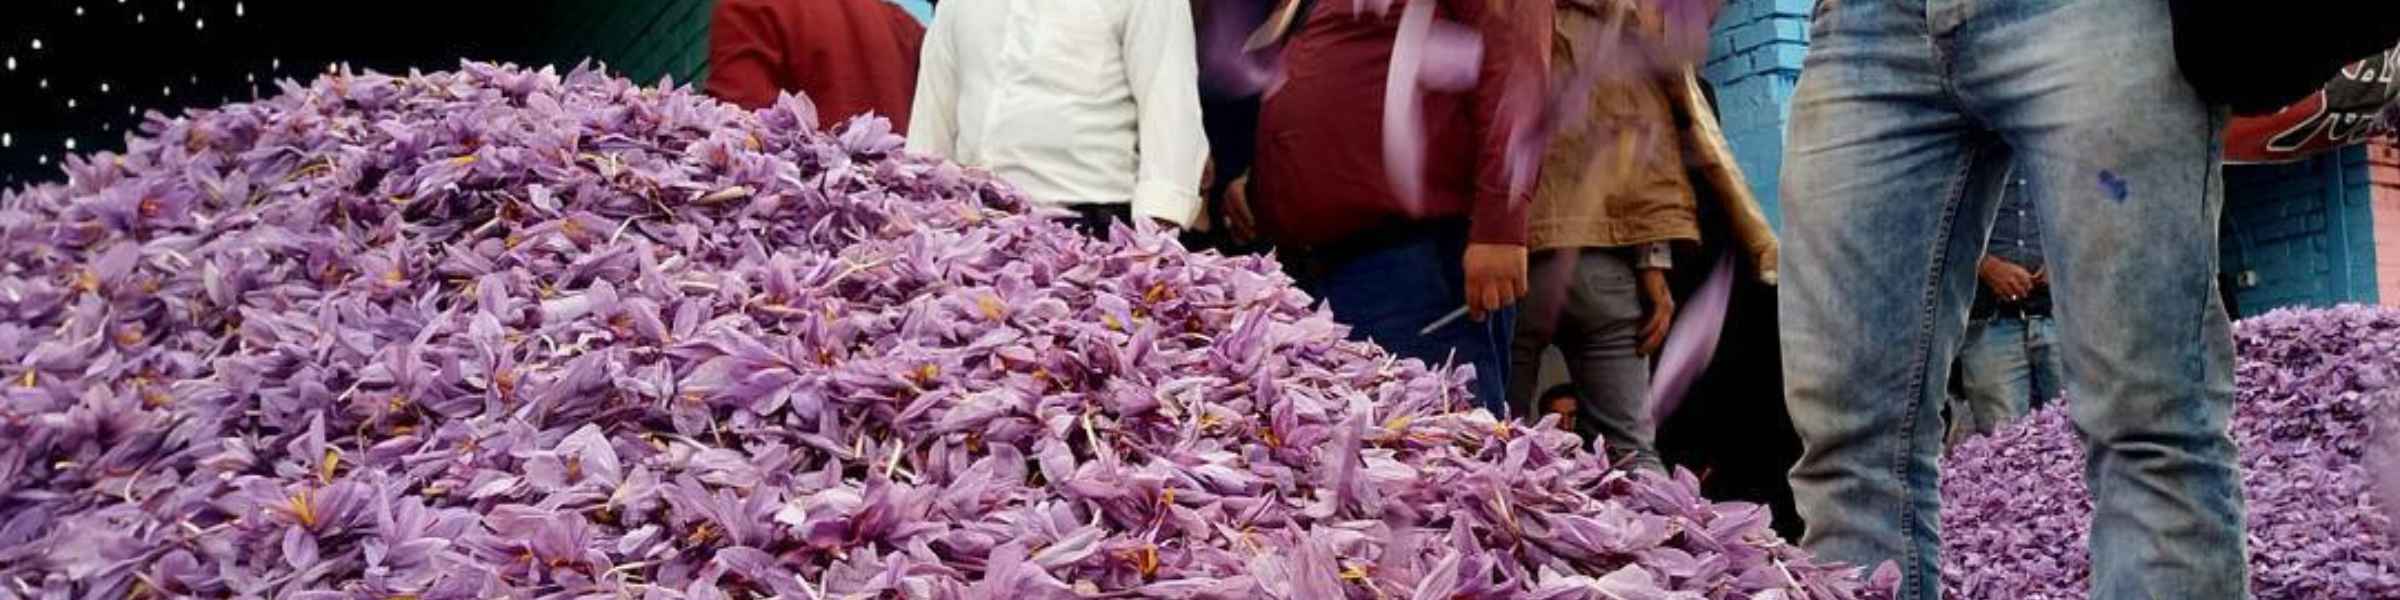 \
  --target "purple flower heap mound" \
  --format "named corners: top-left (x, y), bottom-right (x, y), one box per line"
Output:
top-left (0, 63), bottom-right (1867, 598)
top-left (1940, 306), bottom-right (2400, 598)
